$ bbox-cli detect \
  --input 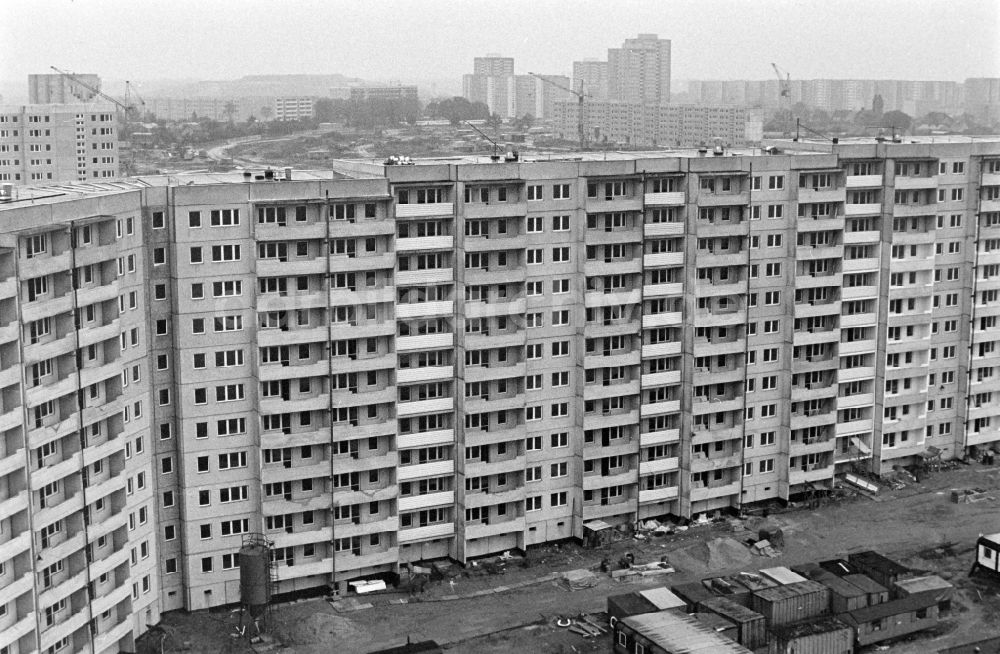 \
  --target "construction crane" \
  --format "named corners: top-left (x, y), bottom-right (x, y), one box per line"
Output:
top-left (463, 121), bottom-right (518, 162)
top-left (528, 72), bottom-right (589, 150)
top-left (51, 66), bottom-right (148, 175)
top-left (771, 63), bottom-right (793, 136)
